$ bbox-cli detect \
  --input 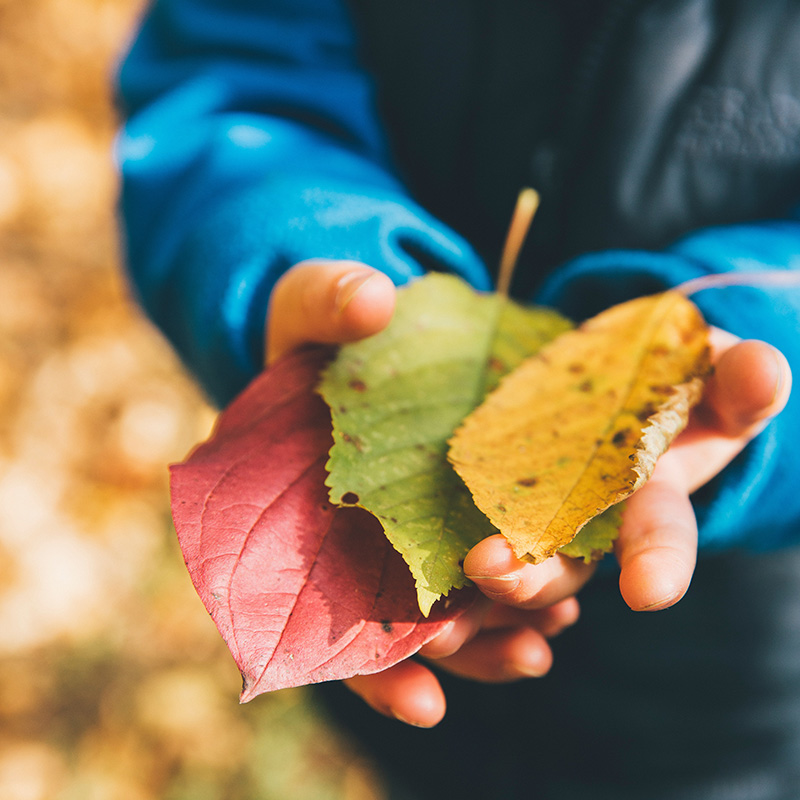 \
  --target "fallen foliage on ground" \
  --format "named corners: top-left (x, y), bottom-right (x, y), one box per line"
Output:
top-left (0, 2), bottom-right (384, 798)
